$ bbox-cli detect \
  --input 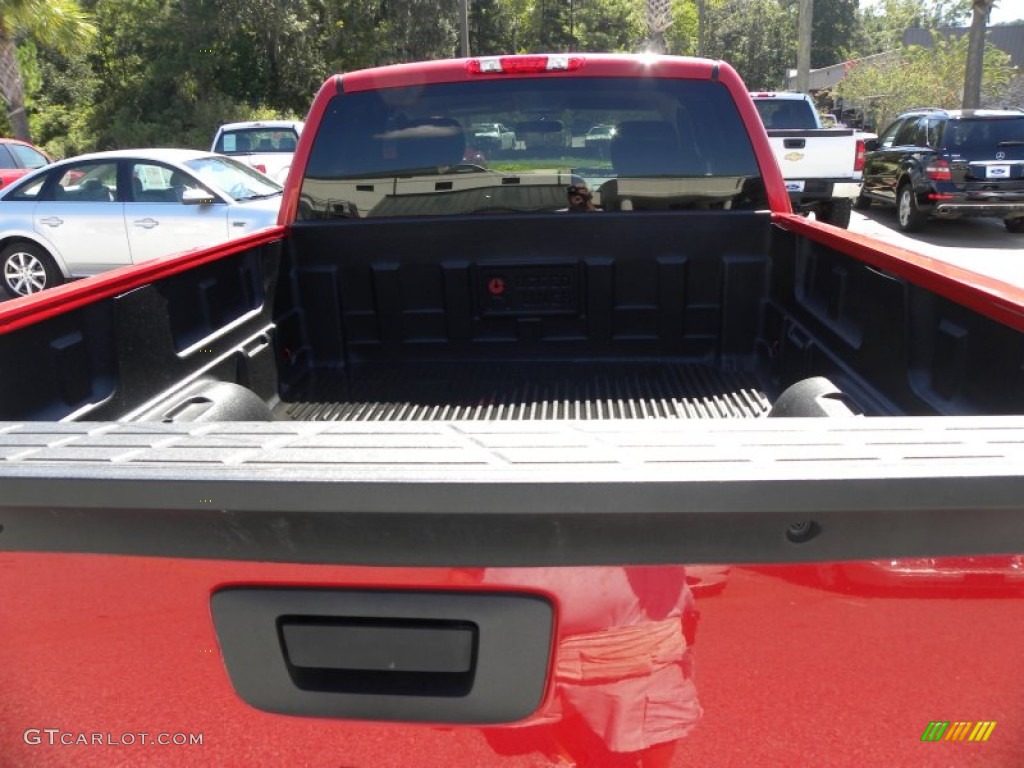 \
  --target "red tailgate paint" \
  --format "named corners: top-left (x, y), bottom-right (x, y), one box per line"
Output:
top-left (2, 554), bottom-right (1022, 767)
